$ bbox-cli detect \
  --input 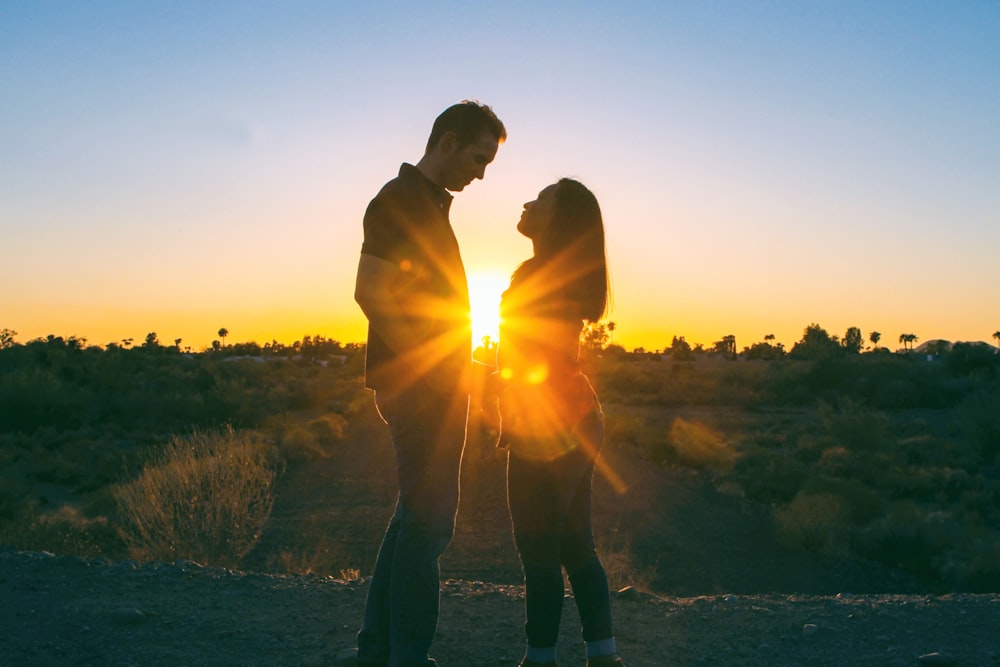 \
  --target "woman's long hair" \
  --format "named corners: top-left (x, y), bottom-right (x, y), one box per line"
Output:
top-left (513, 178), bottom-right (610, 323)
